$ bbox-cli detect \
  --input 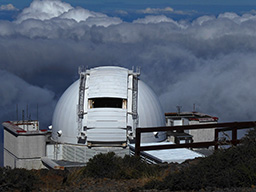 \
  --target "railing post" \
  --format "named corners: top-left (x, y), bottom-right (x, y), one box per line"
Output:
top-left (232, 125), bottom-right (238, 146)
top-left (135, 128), bottom-right (141, 156)
top-left (214, 128), bottom-right (219, 150)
